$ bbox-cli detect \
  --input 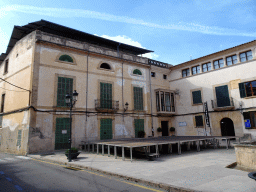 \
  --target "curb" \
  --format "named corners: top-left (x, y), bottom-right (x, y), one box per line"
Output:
top-left (29, 155), bottom-right (200, 192)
